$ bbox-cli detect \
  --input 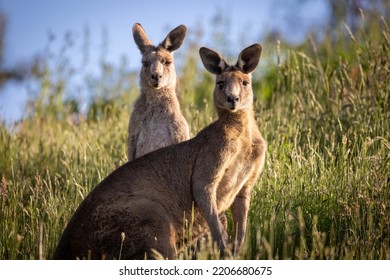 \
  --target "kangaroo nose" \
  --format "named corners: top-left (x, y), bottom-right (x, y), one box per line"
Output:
top-left (151, 73), bottom-right (162, 82)
top-left (227, 96), bottom-right (240, 105)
